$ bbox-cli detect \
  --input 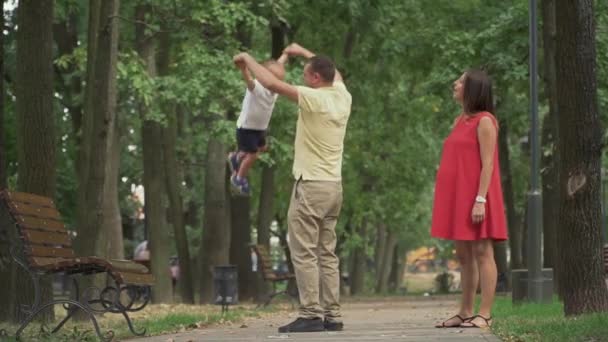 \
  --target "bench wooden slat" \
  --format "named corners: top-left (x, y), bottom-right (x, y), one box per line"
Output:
top-left (15, 215), bottom-right (66, 232)
top-left (27, 245), bottom-right (75, 258)
top-left (6, 201), bottom-right (62, 220)
top-left (113, 272), bottom-right (155, 286)
top-left (29, 256), bottom-right (101, 270)
top-left (253, 244), bottom-right (295, 282)
top-left (21, 229), bottom-right (71, 247)
top-left (3, 191), bottom-right (55, 208)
